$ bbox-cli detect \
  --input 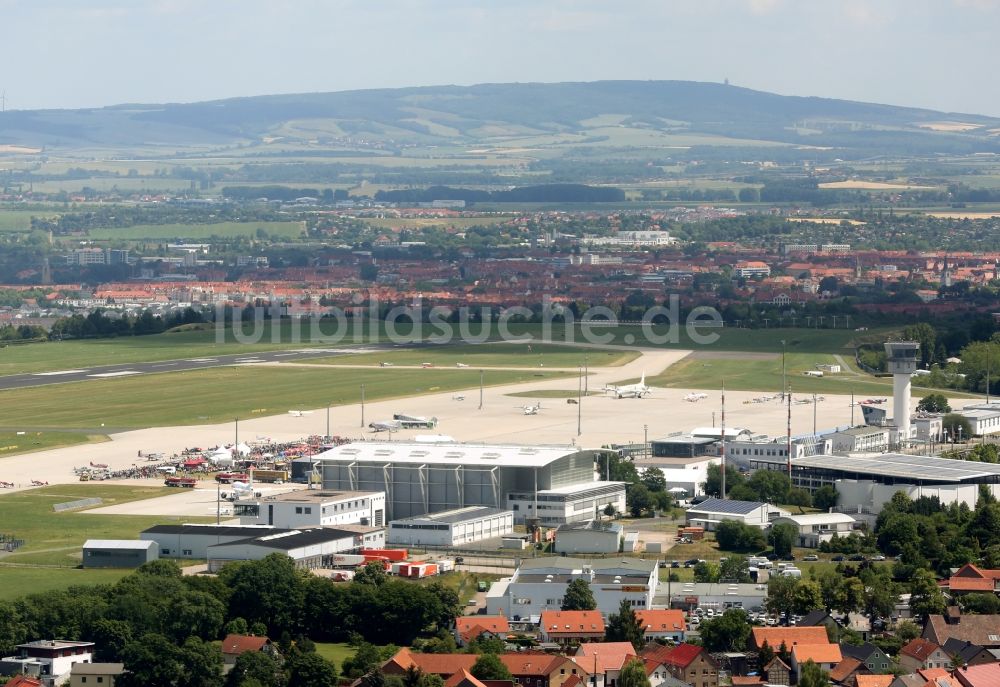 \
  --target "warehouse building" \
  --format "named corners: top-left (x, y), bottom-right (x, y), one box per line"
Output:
top-left (685, 498), bottom-right (789, 531)
top-left (657, 582), bottom-right (768, 613)
top-left (140, 523), bottom-right (383, 562)
top-left (486, 556), bottom-right (658, 619)
top-left (234, 490), bottom-right (386, 528)
top-left (82, 539), bottom-right (158, 568)
top-left (319, 441), bottom-right (623, 523)
top-left (771, 513), bottom-right (857, 548)
top-left (828, 426), bottom-right (891, 453)
top-left (387, 506), bottom-right (513, 547)
top-left (206, 526), bottom-right (384, 572)
top-left (955, 404), bottom-right (1000, 436)
top-left (634, 456), bottom-right (719, 496)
